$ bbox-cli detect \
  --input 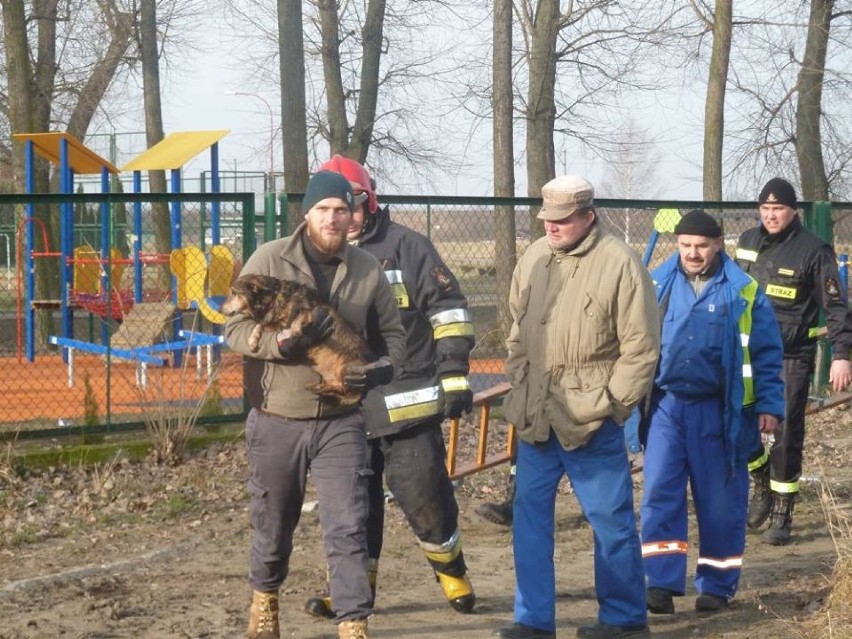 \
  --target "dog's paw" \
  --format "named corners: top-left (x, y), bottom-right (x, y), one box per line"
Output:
top-left (248, 325), bottom-right (262, 352)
